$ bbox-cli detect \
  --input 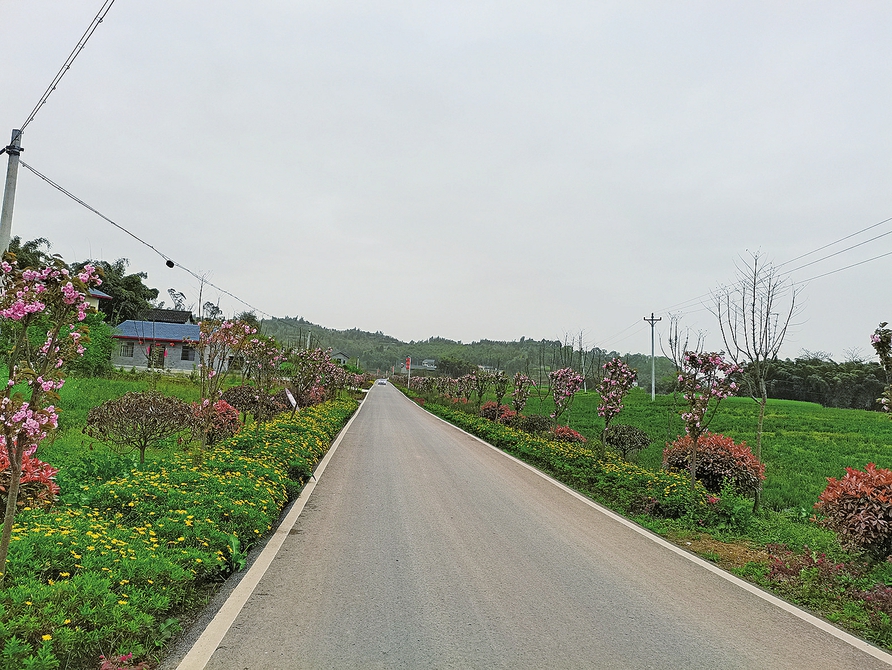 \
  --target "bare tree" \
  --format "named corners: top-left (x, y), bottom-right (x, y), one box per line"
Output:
top-left (712, 251), bottom-right (799, 512)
